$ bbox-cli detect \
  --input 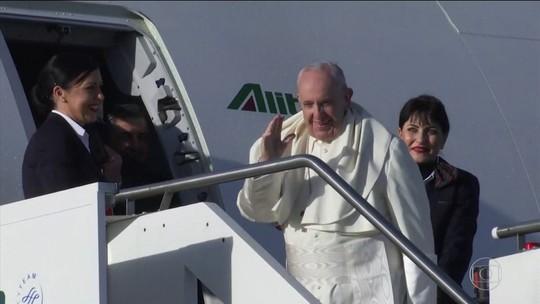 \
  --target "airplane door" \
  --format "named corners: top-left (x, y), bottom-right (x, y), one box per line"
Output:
top-left (0, 30), bottom-right (35, 204)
